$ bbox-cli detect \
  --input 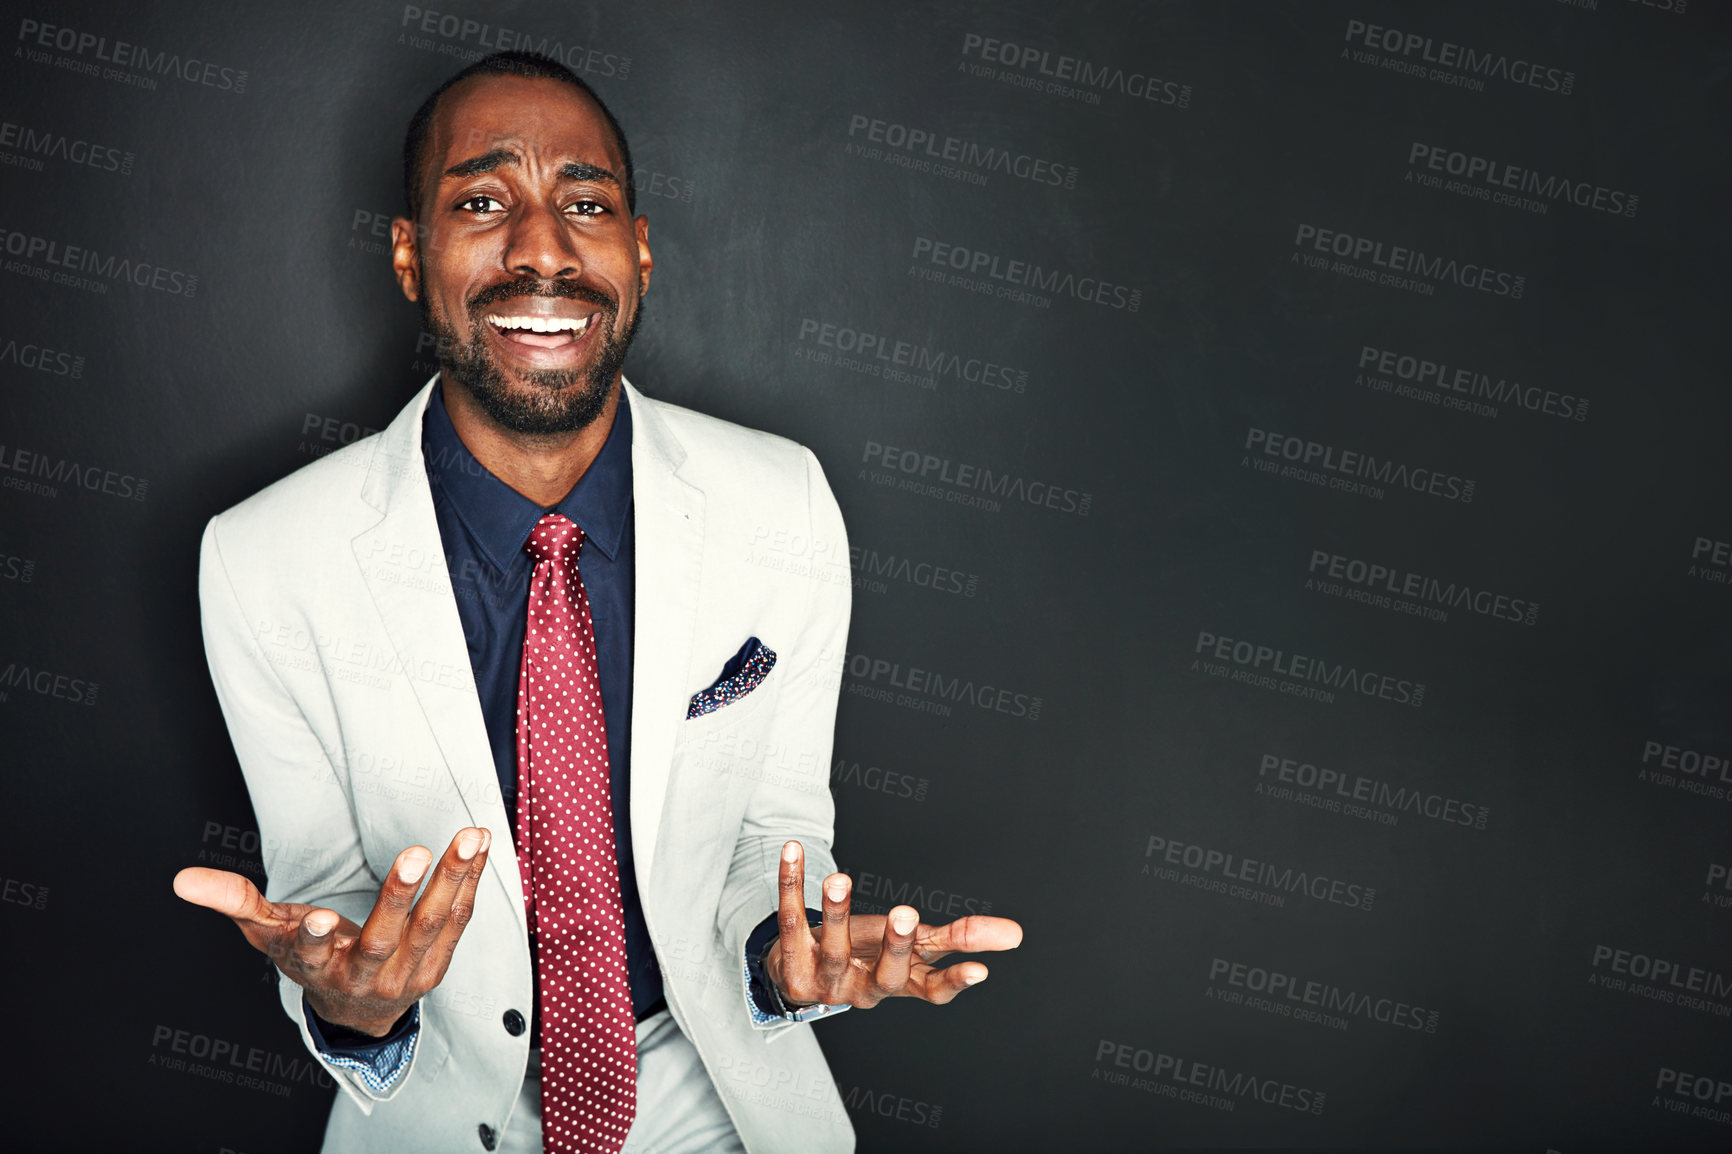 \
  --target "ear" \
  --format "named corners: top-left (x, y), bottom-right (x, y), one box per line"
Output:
top-left (634, 214), bottom-right (653, 298)
top-left (390, 216), bottom-right (421, 303)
